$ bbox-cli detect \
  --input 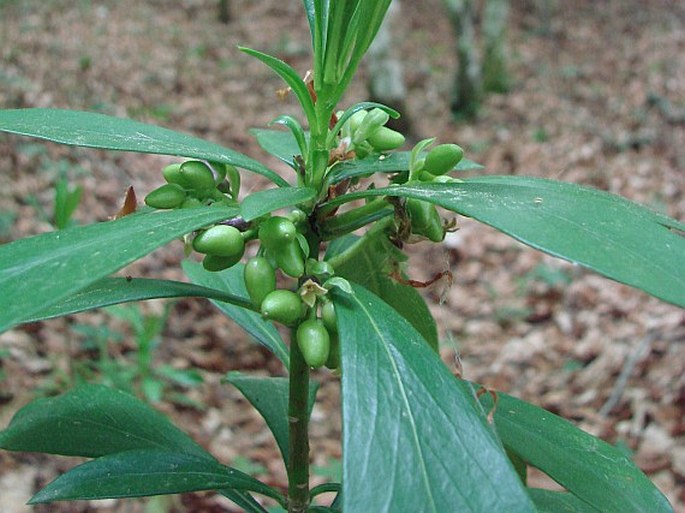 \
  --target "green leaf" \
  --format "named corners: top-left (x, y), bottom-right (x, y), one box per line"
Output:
top-left (0, 385), bottom-right (209, 459)
top-left (251, 127), bottom-right (307, 169)
top-left (239, 47), bottom-right (316, 127)
top-left (326, 152), bottom-right (482, 185)
top-left (182, 261), bottom-right (289, 368)
top-left (0, 206), bottom-right (238, 333)
top-left (29, 449), bottom-right (280, 504)
top-left (322, 178), bottom-right (685, 307)
top-left (24, 277), bottom-right (255, 323)
top-left (480, 390), bottom-right (673, 513)
top-left (333, 284), bottom-right (535, 513)
top-left (241, 187), bottom-right (316, 221)
top-left (327, 232), bottom-right (439, 351)
top-left (527, 489), bottom-right (601, 513)
top-left (225, 372), bottom-right (318, 465)
top-left (221, 489), bottom-right (270, 513)
top-left (0, 109), bottom-right (287, 186)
